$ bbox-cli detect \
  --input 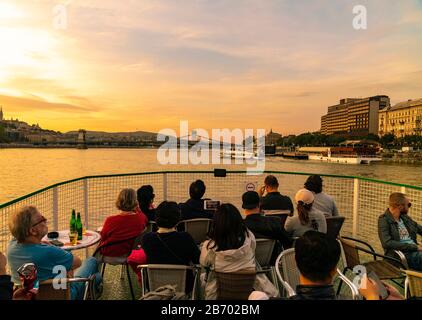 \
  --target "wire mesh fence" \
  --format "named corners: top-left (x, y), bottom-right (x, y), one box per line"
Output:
top-left (1, 170), bottom-right (421, 256)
